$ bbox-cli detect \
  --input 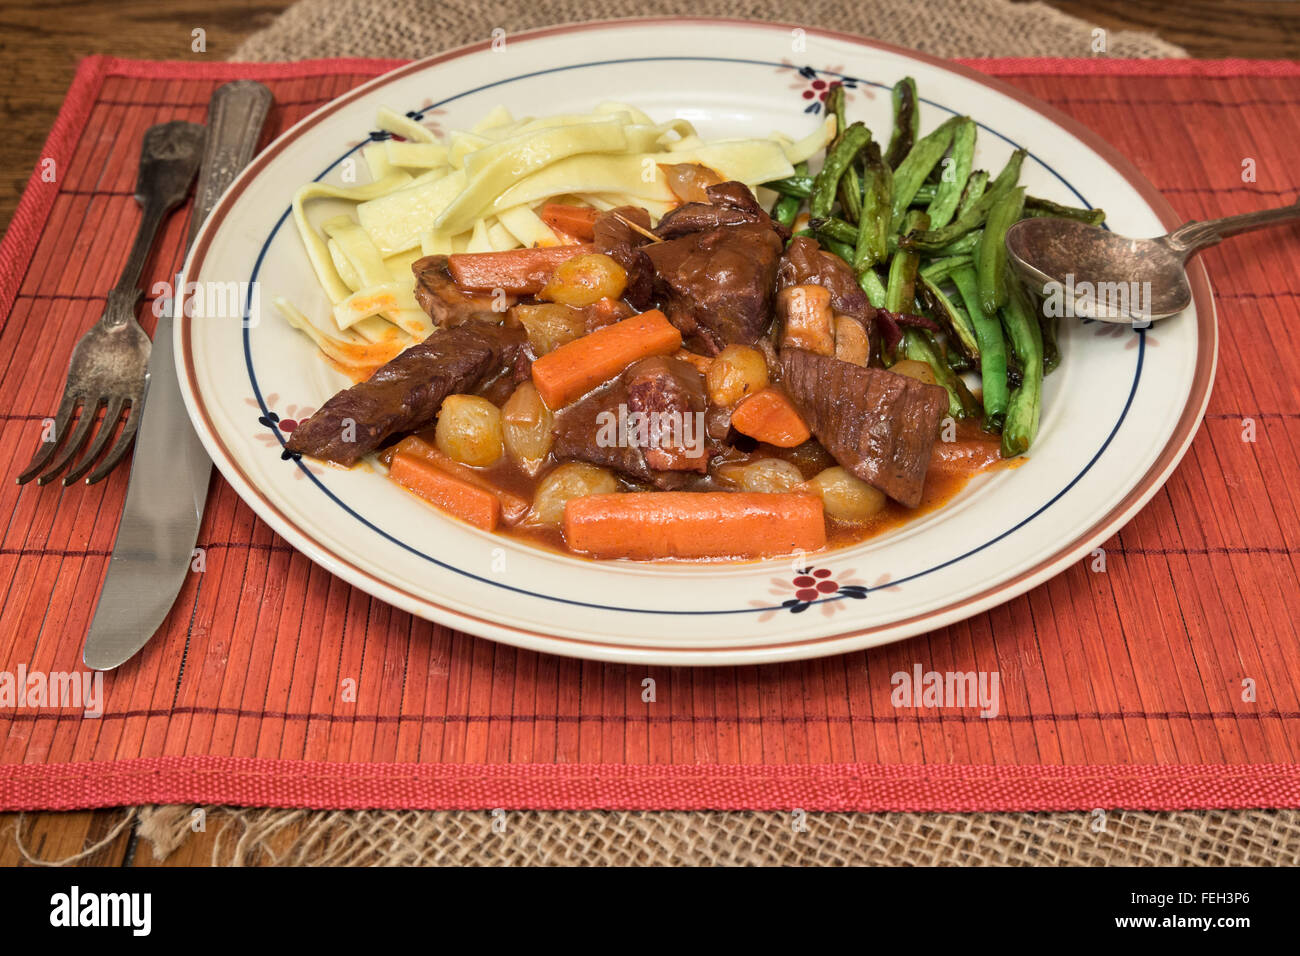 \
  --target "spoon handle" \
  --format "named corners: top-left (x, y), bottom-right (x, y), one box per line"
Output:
top-left (1165, 196), bottom-right (1300, 258)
